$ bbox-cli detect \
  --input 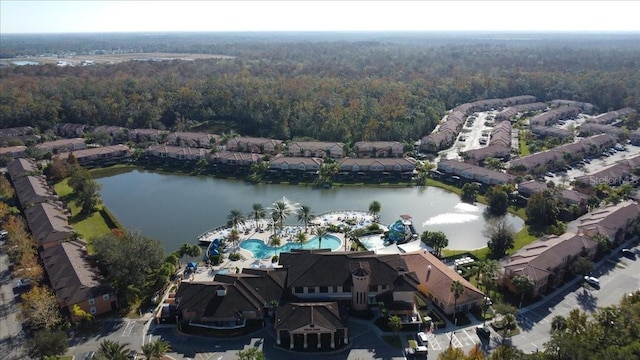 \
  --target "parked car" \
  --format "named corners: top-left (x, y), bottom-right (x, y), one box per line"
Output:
top-left (406, 346), bottom-right (428, 358)
top-left (15, 278), bottom-right (31, 288)
top-left (0, 229), bottom-right (8, 240)
top-left (476, 325), bottom-right (491, 338)
top-left (416, 331), bottom-right (428, 345)
top-left (621, 249), bottom-right (636, 259)
top-left (84, 351), bottom-right (96, 360)
top-left (584, 276), bottom-right (600, 287)
top-left (128, 350), bottom-right (138, 359)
